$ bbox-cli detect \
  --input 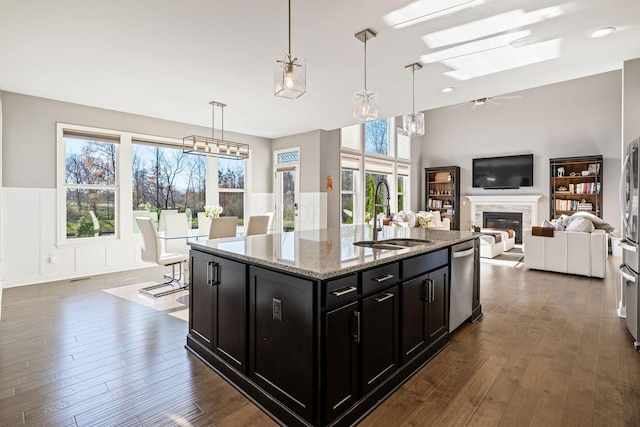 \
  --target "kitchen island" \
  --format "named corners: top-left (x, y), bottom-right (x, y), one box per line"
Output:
top-left (186, 225), bottom-right (481, 427)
